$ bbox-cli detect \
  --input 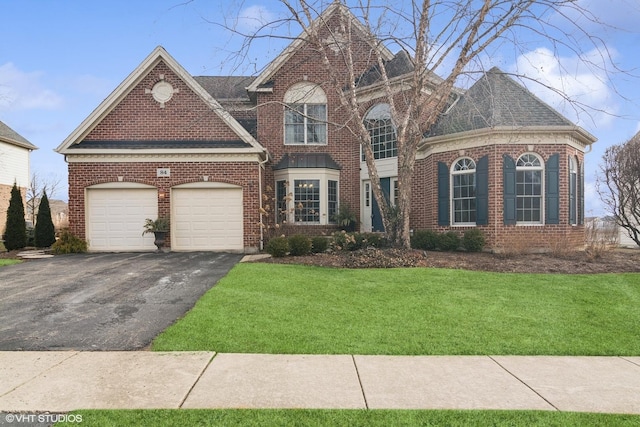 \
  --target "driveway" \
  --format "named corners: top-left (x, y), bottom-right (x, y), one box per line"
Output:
top-left (0, 252), bottom-right (242, 350)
